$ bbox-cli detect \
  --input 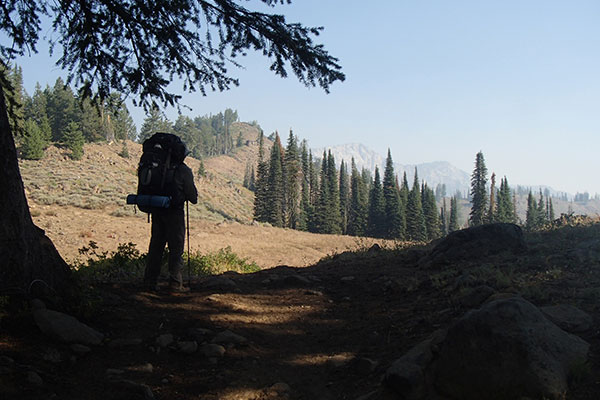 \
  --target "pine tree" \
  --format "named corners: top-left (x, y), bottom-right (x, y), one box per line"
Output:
top-left (284, 131), bottom-right (302, 229)
top-left (266, 133), bottom-right (285, 227)
top-left (422, 183), bottom-right (441, 240)
top-left (440, 200), bottom-right (448, 236)
top-left (62, 121), bottom-right (84, 160)
top-left (253, 131), bottom-right (269, 222)
top-left (495, 176), bottom-right (515, 223)
top-left (382, 149), bottom-right (403, 238)
top-left (46, 77), bottom-right (78, 142)
top-left (348, 158), bottom-right (368, 236)
top-left (326, 151), bottom-right (342, 234)
top-left (339, 159), bottom-right (350, 234)
top-left (367, 167), bottom-right (385, 238)
top-left (469, 151), bottom-right (488, 226)
top-left (4, 64), bottom-right (25, 138)
top-left (297, 140), bottom-right (312, 231)
top-left (525, 192), bottom-right (538, 231)
top-left (20, 119), bottom-right (45, 160)
top-left (312, 151), bottom-right (330, 233)
top-left (548, 198), bottom-right (555, 222)
top-left (406, 168), bottom-right (427, 241)
top-left (486, 172), bottom-right (496, 223)
top-left (24, 83), bottom-right (52, 147)
top-left (449, 196), bottom-right (460, 232)
top-left (138, 106), bottom-right (172, 142)
top-left (536, 190), bottom-right (547, 228)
